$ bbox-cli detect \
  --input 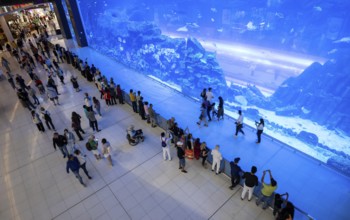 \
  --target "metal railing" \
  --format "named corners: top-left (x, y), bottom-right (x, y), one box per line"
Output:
top-left (49, 41), bottom-right (314, 219)
top-left (121, 89), bottom-right (314, 220)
